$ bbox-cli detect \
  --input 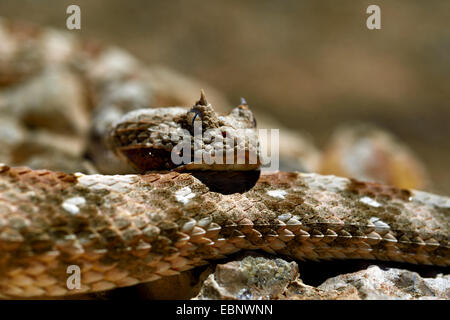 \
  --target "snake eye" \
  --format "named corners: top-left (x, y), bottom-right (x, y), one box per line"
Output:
top-left (187, 108), bottom-right (203, 132)
top-left (191, 112), bottom-right (199, 127)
